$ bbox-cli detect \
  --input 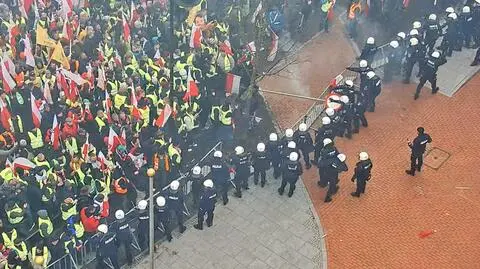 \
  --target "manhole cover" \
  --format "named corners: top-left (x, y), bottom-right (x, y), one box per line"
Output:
top-left (424, 147), bottom-right (450, 170)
